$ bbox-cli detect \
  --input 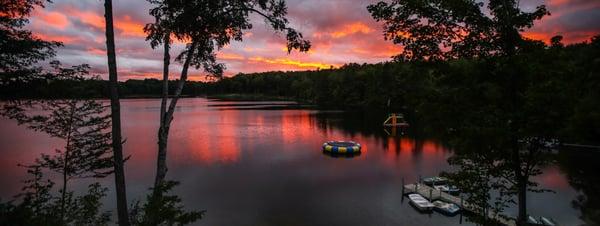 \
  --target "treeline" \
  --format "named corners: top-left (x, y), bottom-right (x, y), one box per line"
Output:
top-left (0, 78), bottom-right (208, 99)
